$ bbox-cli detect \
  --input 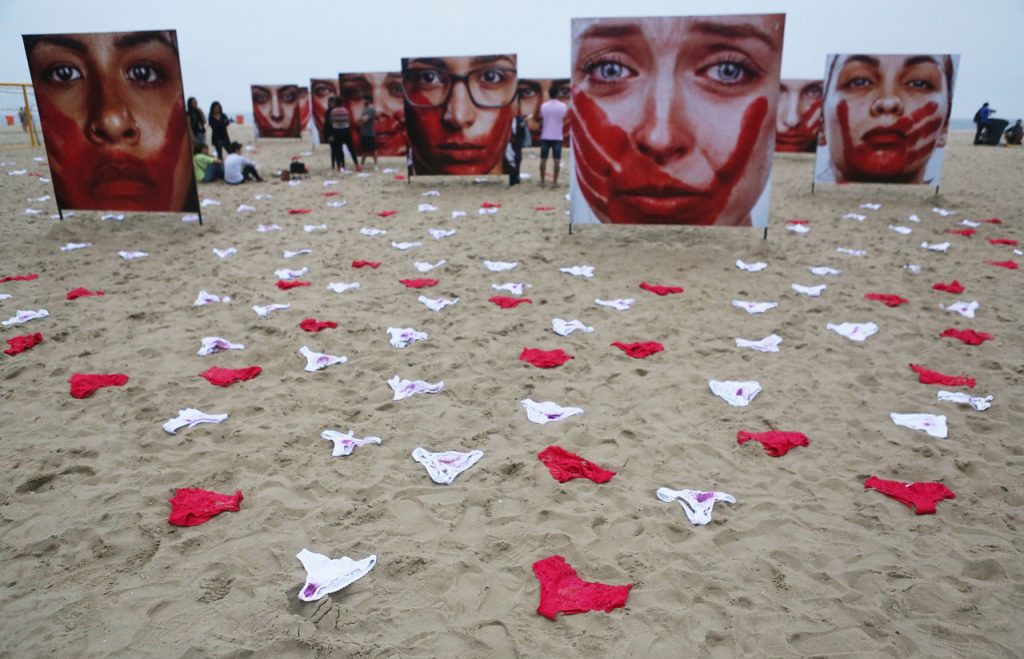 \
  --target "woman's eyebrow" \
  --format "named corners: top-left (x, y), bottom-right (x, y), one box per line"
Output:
top-left (903, 55), bottom-right (940, 68)
top-left (468, 55), bottom-right (515, 67)
top-left (690, 21), bottom-right (779, 50)
top-left (842, 55), bottom-right (881, 70)
top-left (26, 34), bottom-right (88, 54)
top-left (577, 23), bottom-right (642, 41)
top-left (406, 58), bottom-right (450, 70)
top-left (114, 31), bottom-right (178, 55)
